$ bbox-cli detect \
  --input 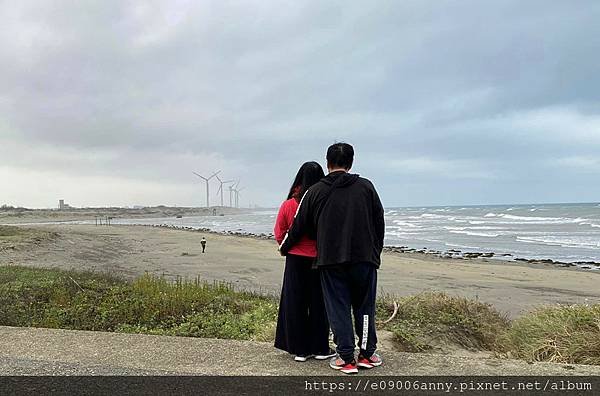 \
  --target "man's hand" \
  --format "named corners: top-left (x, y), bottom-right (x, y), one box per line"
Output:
top-left (278, 245), bottom-right (286, 256)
